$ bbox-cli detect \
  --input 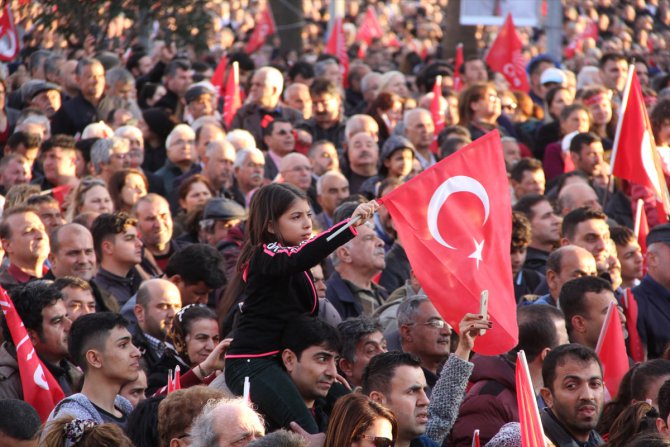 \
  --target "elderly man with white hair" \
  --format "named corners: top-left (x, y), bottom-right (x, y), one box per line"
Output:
top-left (155, 124), bottom-right (197, 206)
top-left (190, 398), bottom-right (265, 447)
top-left (232, 147), bottom-right (265, 208)
top-left (230, 66), bottom-right (303, 148)
top-left (90, 136), bottom-right (131, 184)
